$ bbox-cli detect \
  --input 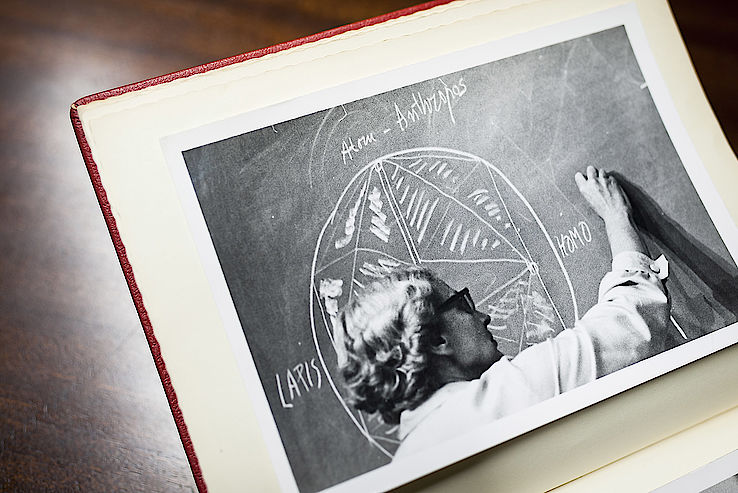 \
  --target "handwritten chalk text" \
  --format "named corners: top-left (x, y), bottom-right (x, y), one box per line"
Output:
top-left (341, 133), bottom-right (377, 165)
top-left (394, 77), bottom-right (467, 132)
top-left (275, 358), bottom-right (323, 409)
top-left (556, 221), bottom-right (592, 257)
